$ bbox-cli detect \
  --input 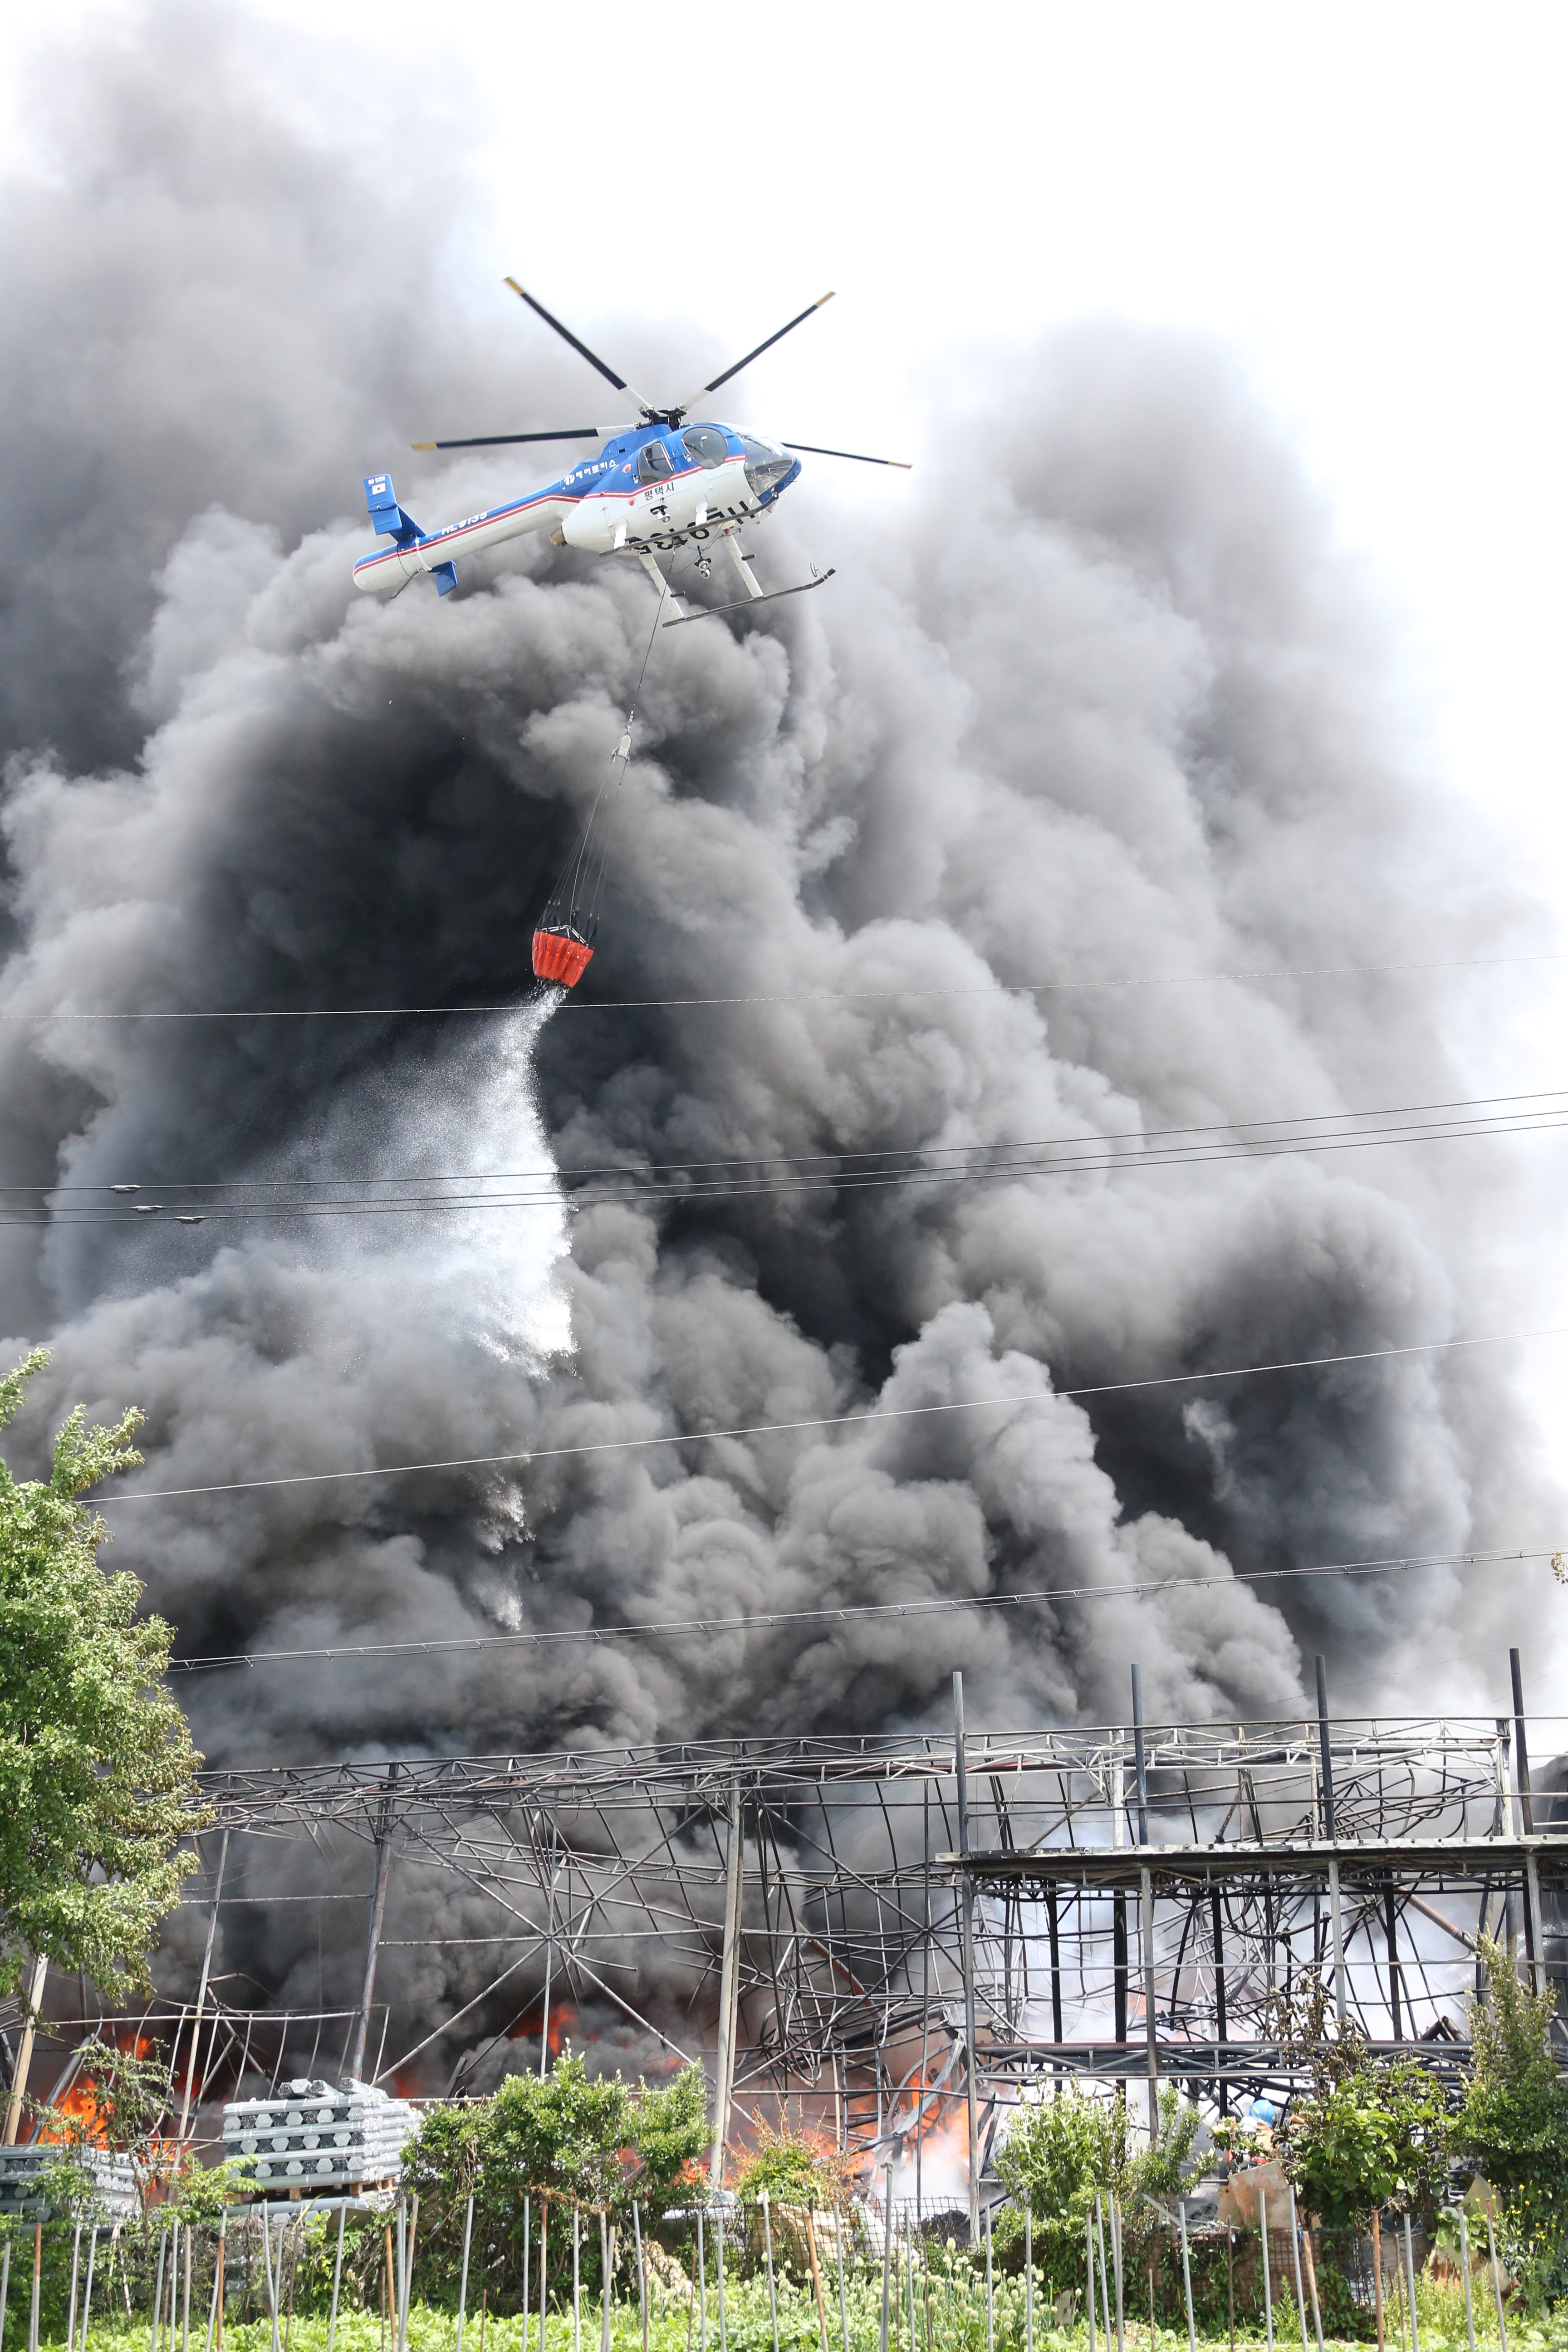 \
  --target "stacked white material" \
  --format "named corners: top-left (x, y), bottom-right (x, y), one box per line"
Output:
top-left (222, 2078), bottom-right (417, 2191)
top-left (0, 2145), bottom-right (138, 2218)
